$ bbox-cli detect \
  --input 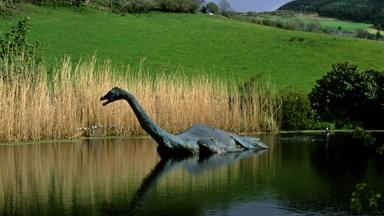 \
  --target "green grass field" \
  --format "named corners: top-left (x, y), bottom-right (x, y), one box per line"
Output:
top-left (1, 4), bottom-right (384, 90)
top-left (367, 28), bottom-right (384, 35)
top-left (259, 14), bottom-right (372, 31)
top-left (293, 15), bottom-right (371, 30)
top-left (315, 19), bottom-right (371, 30)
